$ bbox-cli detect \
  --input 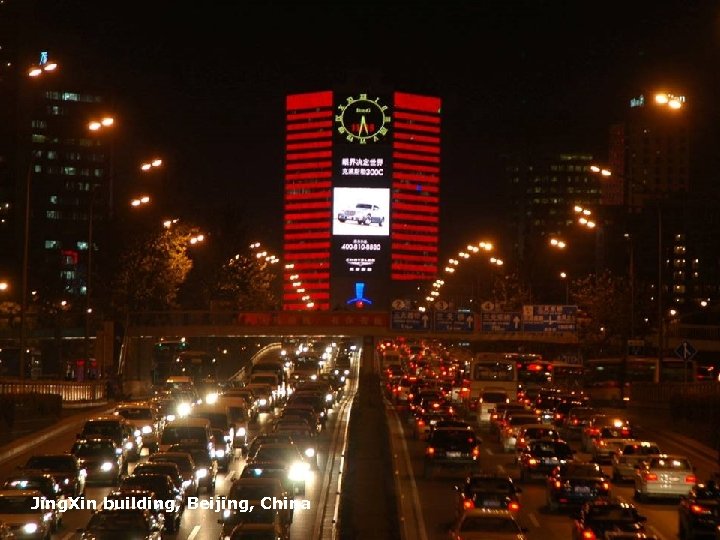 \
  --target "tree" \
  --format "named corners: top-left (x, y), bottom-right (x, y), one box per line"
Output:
top-left (209, 249), bottom-right (279, 311)
top-left (491, 272), bottom-right (532, 310)
top-left (111, 224), bottom-right (195, 315)
top-left (571, 270), bottom-right (632, 356)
